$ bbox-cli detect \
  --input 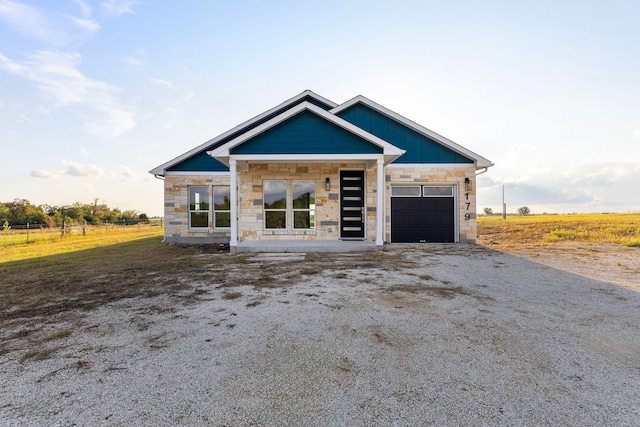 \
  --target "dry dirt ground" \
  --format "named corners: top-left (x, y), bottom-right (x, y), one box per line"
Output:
top-left (1, 243), bottom-right (639, 426)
